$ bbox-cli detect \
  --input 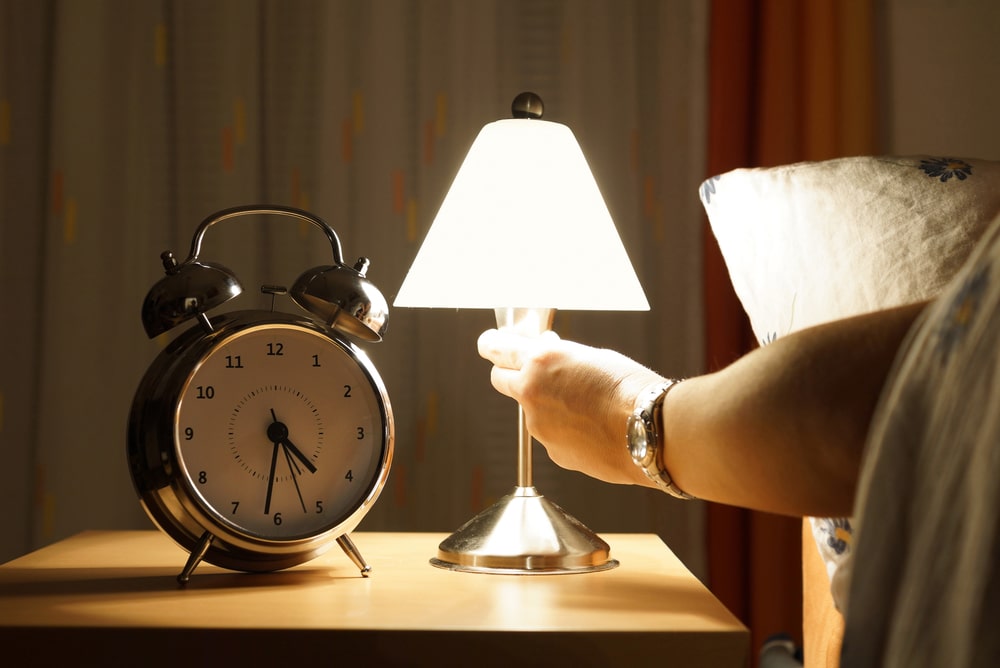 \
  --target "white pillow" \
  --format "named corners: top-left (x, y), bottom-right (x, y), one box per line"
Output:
top-left (701, 155), bottom-right (1000, 343)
